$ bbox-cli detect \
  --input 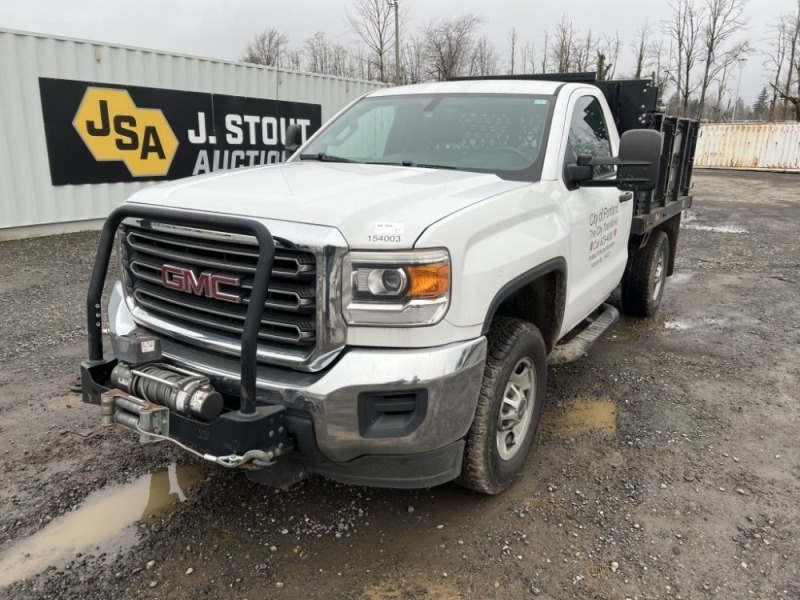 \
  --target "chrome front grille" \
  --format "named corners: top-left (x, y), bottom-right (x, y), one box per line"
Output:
top-left (122, 222), bottom-right (319, 361)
